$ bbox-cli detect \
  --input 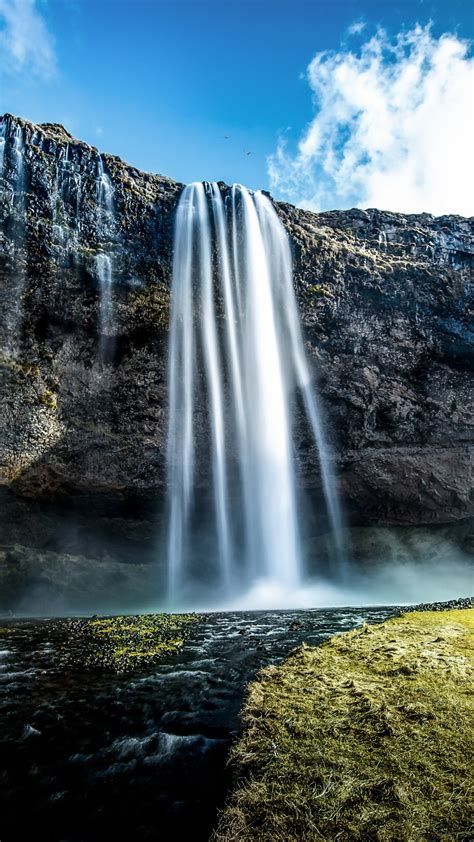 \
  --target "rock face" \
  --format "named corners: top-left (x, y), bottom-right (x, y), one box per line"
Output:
top-left (0, 113), bottom-right (472, 580)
